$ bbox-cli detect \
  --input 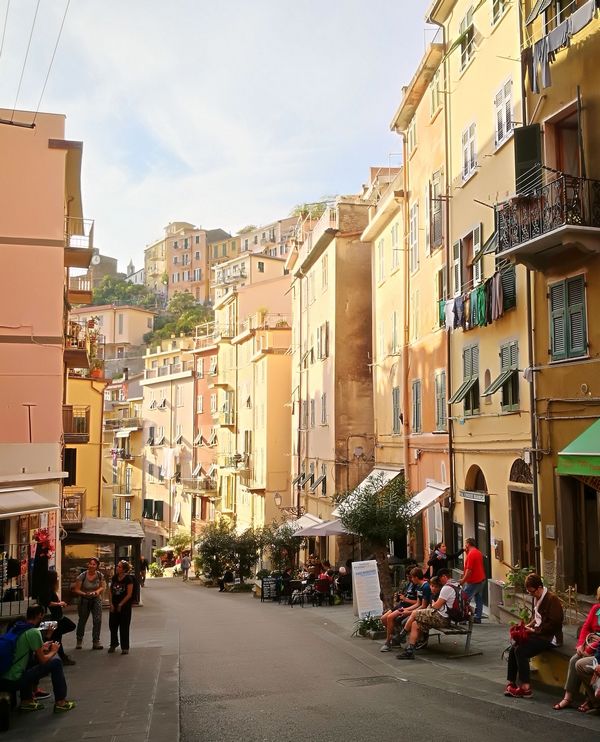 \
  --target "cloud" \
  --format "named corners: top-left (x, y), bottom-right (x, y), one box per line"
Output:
top-left (0, 0), bottom-right (433, 269)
